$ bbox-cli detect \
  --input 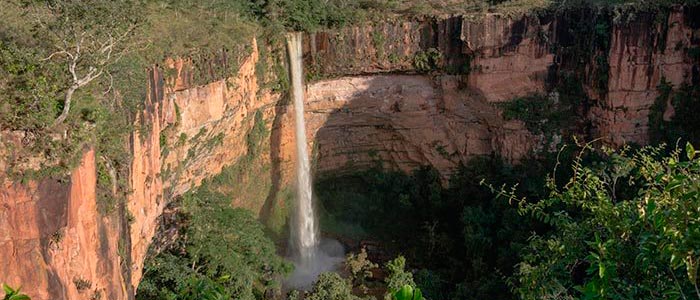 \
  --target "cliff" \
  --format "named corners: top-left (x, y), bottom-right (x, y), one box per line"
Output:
top-left (292, 14), bottom-right (554, 177)
top-left (0, 150), bottom-right (127, 300)
top-left (0, 6), bottom-right (698, 300)
top-left (591, 8), bottom-right (698, 145)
